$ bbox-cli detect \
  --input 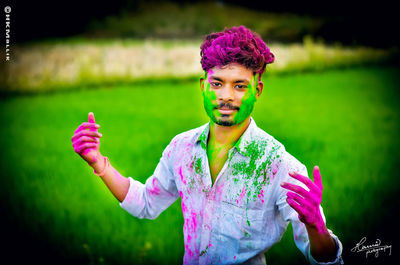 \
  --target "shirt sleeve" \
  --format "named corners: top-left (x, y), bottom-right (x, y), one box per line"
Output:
top-left (119, 138), bottom-right (180, 220)
top-left (275, 152), bottom-right (344, 265)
